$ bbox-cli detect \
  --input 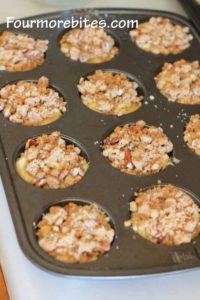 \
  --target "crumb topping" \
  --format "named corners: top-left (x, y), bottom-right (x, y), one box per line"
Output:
top-left (130, 17), bottom-right (193, 55)
top-left (125, 184), bottom-right (200, 246)
top-left (102, 120), bottom-right (173, 176)
top-left (78, 70), bottom-right (143, 116)
top-left (155, 59), bottom-right (200, 104)
top-left (60, 28), bottom-right (118, 63)
top-left (184, 114), bottom-right (200, 155)
top-left (36, 202), bottom-right (114, 263)
top-left (0, 31), bottom-right (48, 72)
top-left (16, 132), bottom-right (89, 189)
top-left (0, 77), bottom-right (66, 125)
